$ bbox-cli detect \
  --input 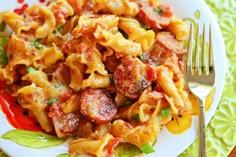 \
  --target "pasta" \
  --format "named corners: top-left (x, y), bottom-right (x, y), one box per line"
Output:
top-left (94, 25), bottom-right (142, 56)
top-left (17, 83), bottom-right (53, 132)
top-left (92, 0), bottom-right (139, 16)
top-left (118, 17), bottom-right (155, 51)
top-left (0, 0), bottom-right (193, 156)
